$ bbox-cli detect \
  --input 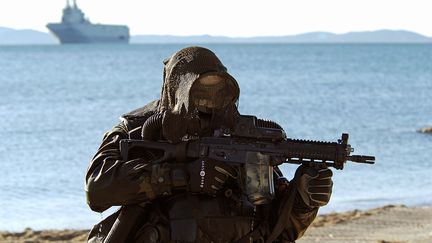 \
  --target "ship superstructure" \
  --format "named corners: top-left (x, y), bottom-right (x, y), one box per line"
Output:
top-left (47, 0), bottom-right (129, 44)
